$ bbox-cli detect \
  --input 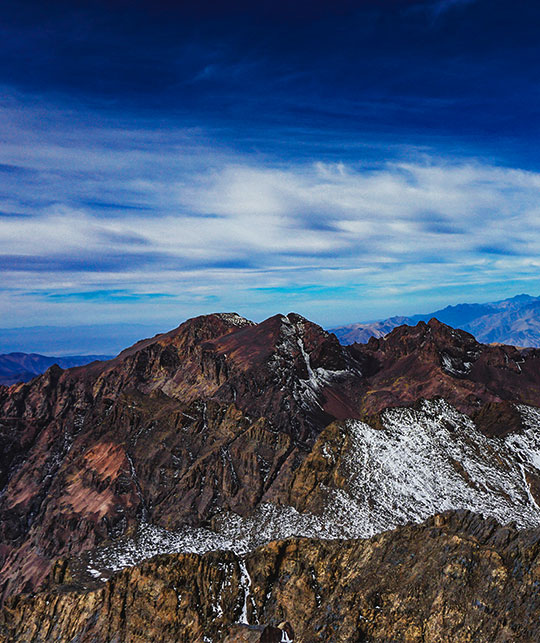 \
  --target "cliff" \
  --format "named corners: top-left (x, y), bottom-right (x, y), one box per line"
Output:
top-left (1, 511), bottom-right (539, 642)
